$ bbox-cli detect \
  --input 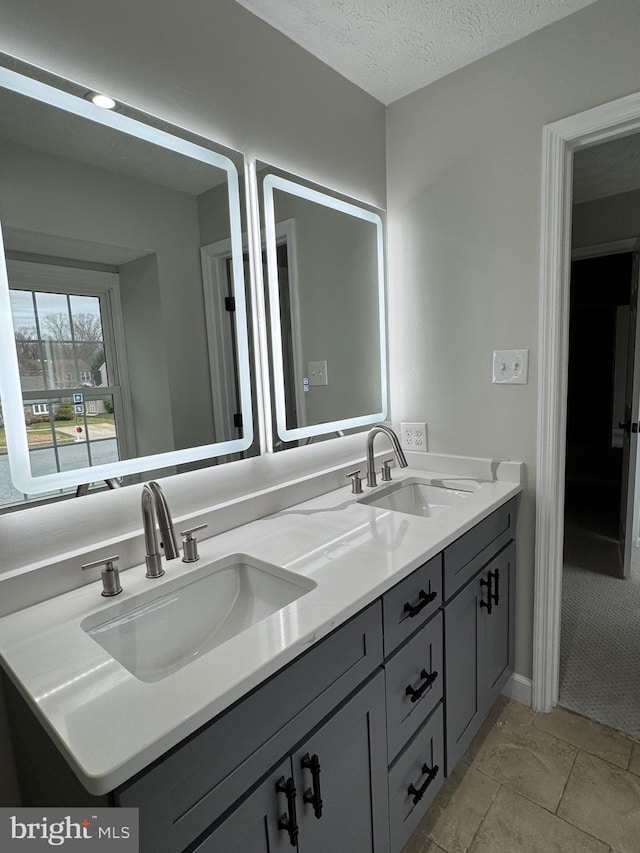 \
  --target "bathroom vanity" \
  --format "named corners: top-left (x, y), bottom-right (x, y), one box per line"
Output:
top-left (0, 462), bottom-right (520, 853)
top-left (0, 50), bottom-right (523, 853)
